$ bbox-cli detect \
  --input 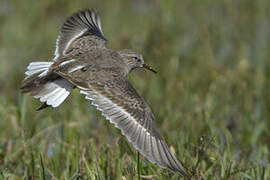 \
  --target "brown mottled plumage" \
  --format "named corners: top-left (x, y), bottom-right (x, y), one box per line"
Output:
top-left (20, 9), bottom-right (190, 177)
